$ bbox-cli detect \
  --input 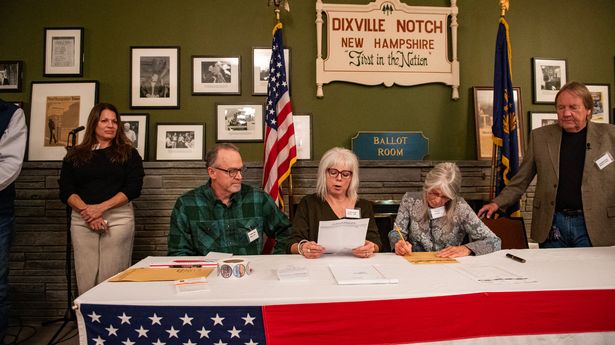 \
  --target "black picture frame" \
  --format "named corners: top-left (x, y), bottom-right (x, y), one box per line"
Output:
top-left (215, 103), bottom-right (264, 142)
top-left (531, 57), bottom-right (567, 104)
top-left (252, 47), bottom-right (290, 96)
top-left (130, 46), bottom-right (180, 109)
top-left (120, 113), bottom-right (149, 160)
top-left (44, 27), bottom-right (84, 77)
top-left (28, 81), bottom-right (99, 161)
top-left (155, 123), bottom-right (205, 161)
top-left (192, 56), bottom-right (241, 95)
top-left (0, 60), bottom-right (23, 92)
